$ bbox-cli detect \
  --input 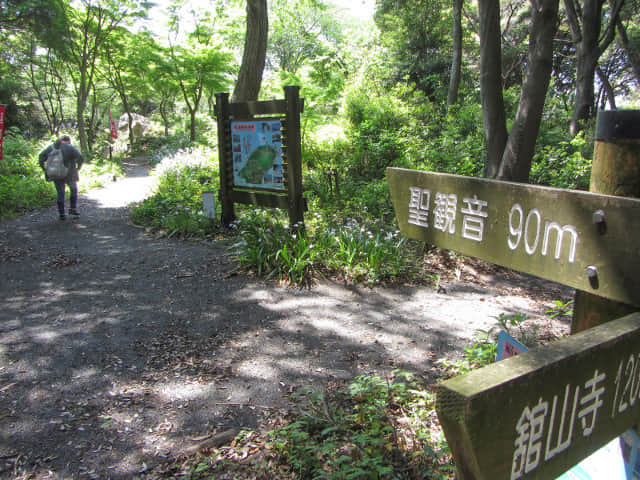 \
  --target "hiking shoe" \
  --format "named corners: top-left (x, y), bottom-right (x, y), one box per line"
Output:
top-left (69, 209), bottom-right (80, 217)
top-left (59, 214), bottom-right (66, 221)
